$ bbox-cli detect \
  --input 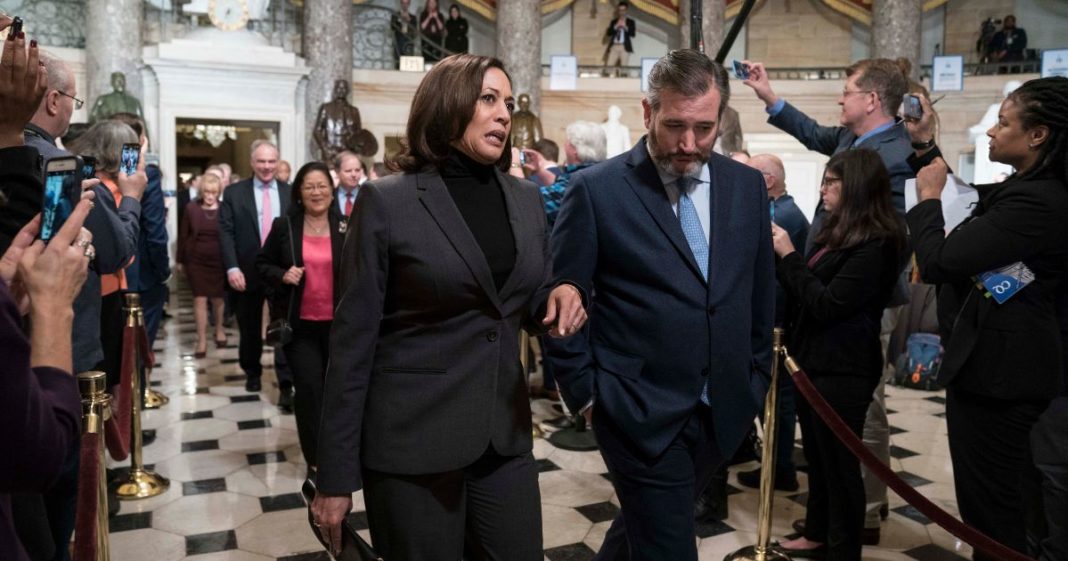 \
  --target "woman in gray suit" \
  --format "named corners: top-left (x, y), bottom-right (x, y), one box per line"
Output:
top-left (312, 54), bottom-right (586, 561)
